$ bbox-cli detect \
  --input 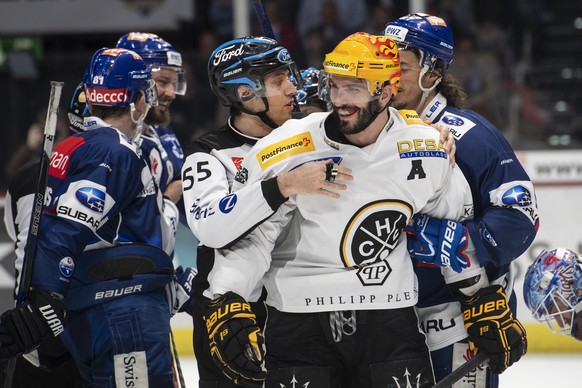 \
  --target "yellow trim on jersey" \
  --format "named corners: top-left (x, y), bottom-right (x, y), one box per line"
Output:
top-left (256, 132), bottom-right (316, 170)
top-left (398, 109), bottom-right (425, 125)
